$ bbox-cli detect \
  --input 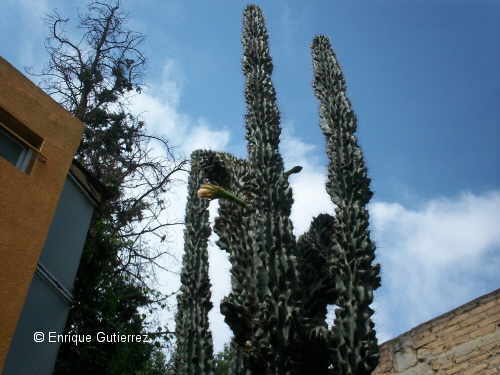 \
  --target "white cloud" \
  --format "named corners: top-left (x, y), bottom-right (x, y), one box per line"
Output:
top-left (371, 191), bottom-right (500, 337)
top-left (130, 64), bottom-right (226, 233)
top-left (281, 125), bottom-right (317, 168)
top-left (289, 168), bottom-right (331, 235)
top-left (130, 59), bottom-right (230, 157)
top-left (131, 89), bottom-right (184, 136)
top-left (281, 123), bottom-right (332, 236)
top-left (183, 122), bottom-right (230, 155)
